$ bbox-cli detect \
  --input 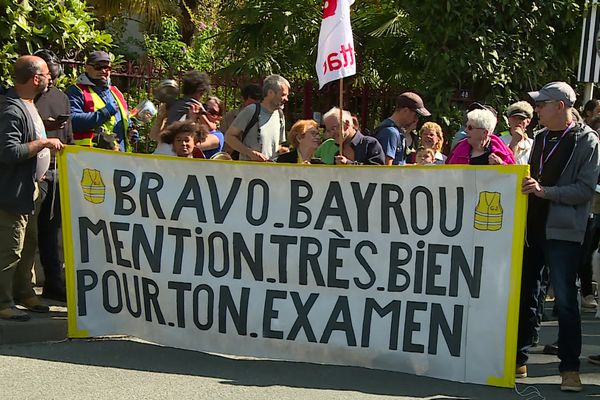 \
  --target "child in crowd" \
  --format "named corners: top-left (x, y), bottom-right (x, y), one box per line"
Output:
top-left (160, 120), bottom-right (208, 158)
top-left (415, 146), bottom-right (435, 165)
